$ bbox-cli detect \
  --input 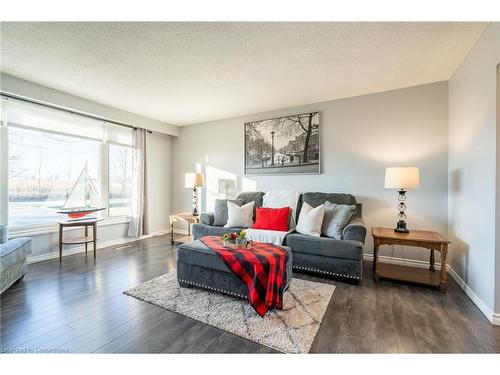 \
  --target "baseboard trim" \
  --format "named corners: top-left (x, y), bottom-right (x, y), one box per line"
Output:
top-left (492, 313), bottom-right (500, 325)
top-left (445, 265), bottom-right (497, 325)
top-left (27, 229), bottom-right (169, 264)
top-left (363, 253), bottom-right (498, 326)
